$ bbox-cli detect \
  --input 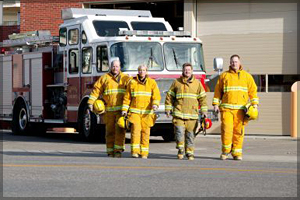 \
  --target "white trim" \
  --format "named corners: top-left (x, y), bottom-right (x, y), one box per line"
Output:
top-left (67, 106), bottom-right (78, 111)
